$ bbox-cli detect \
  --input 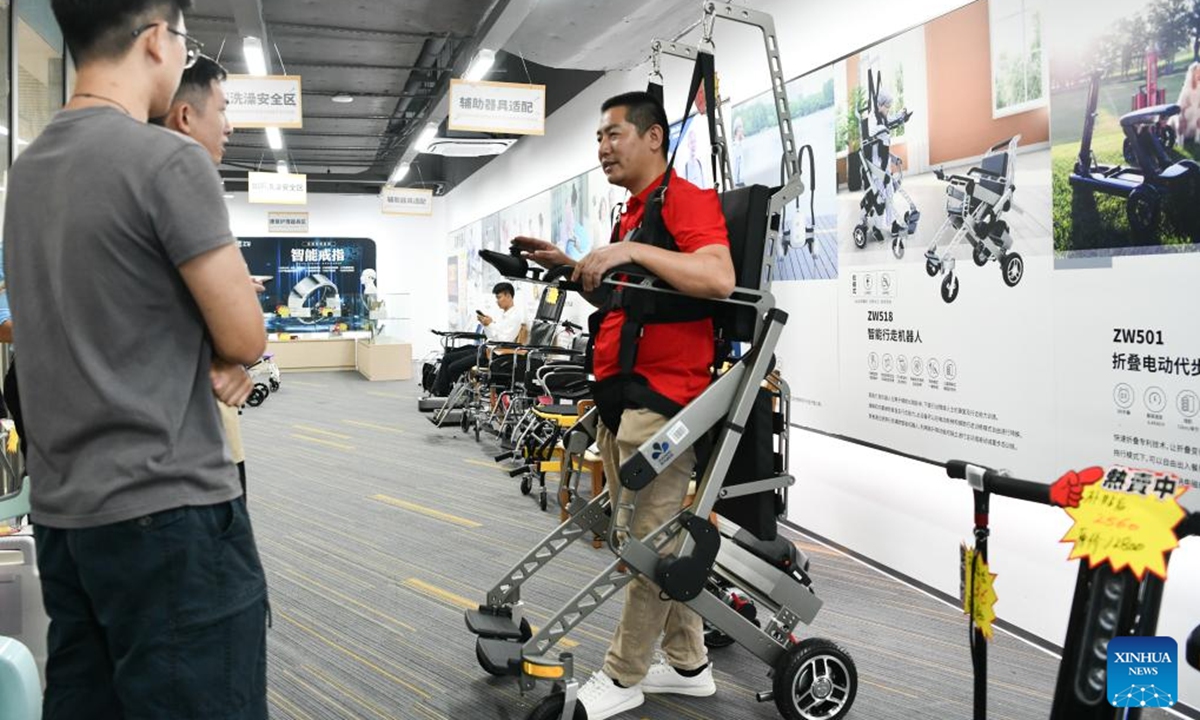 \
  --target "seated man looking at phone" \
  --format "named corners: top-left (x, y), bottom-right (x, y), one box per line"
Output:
top-left (431, 282), bottom-right (525, 396)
